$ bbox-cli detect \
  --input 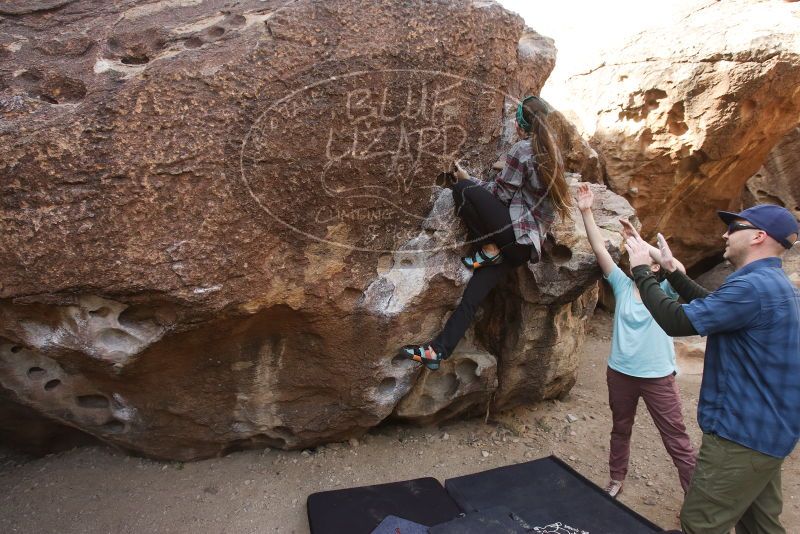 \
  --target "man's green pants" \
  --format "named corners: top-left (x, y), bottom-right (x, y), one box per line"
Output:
top-left (681, 433), bottom-right (785, 534)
